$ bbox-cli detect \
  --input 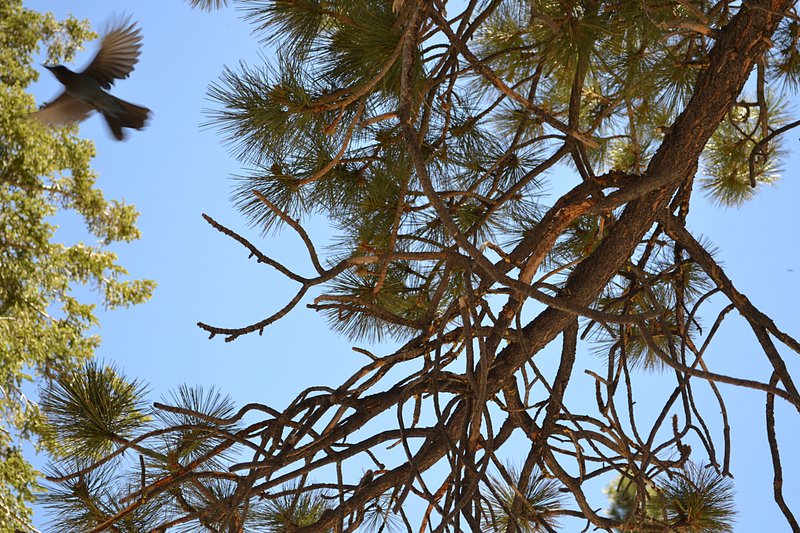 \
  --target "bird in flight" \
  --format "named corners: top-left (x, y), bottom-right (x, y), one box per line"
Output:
top-left (31, 17), bottom-right (150, 141)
